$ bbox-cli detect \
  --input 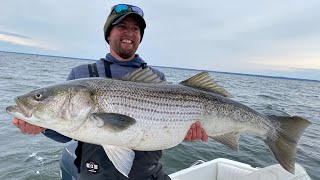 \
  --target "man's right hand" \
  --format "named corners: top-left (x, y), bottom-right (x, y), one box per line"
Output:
top-left (12, 117), bottom-right (46, 134)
